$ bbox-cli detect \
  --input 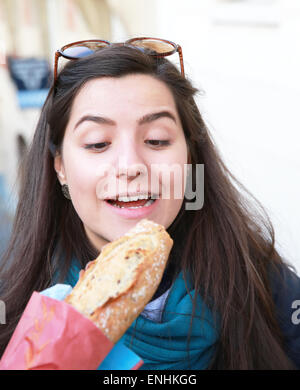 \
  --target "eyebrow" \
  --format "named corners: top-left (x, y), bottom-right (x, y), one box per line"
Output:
top-left (74, 110), bottom-right (177, 131)
top-left (74, 115), bottom-right (115, 130)
top-left (138, 111), bottom-right (177, 125)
